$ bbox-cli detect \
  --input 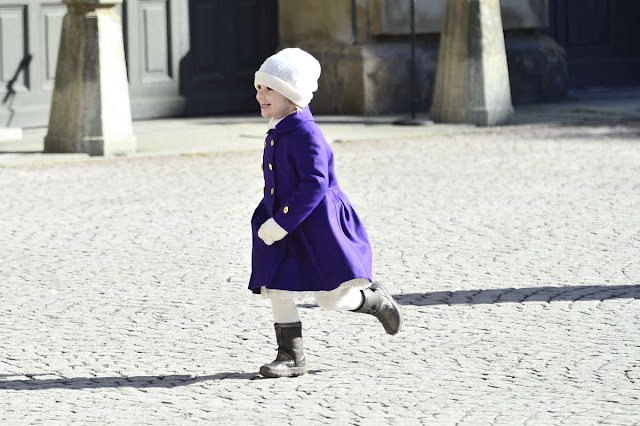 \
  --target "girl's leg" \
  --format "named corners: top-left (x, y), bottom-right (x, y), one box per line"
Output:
top-left (316, 284), bottom-right (403, 335)
top-left (315, 287), bottom-right (364, 311)
top-left (270, 297), bottom-right (300, 323)
top-left (261, 296), bottom-right (306, 378)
